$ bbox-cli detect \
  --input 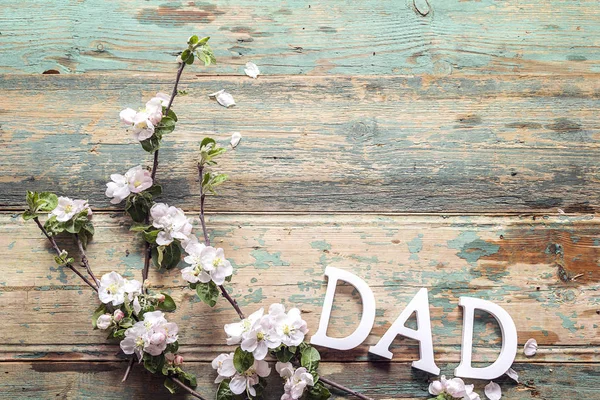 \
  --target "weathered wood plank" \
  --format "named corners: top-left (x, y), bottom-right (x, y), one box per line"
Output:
top-left (2, 74), bottom-right (600, 212)
top-left (0, 361), bottom-right (597, 399)
top-left (1, 213), bottom-right (599, 358)
top-left (1, 0), bottom-right (600, 76)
